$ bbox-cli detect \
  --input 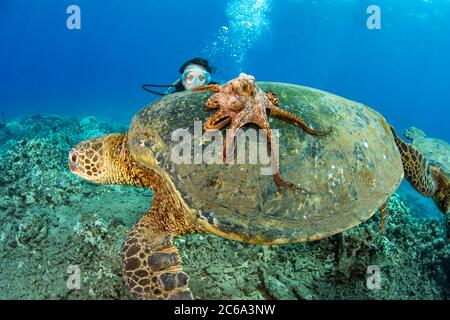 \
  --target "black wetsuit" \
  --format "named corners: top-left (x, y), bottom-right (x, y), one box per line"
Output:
top-left (172, 81), bottom-right (186, 93)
